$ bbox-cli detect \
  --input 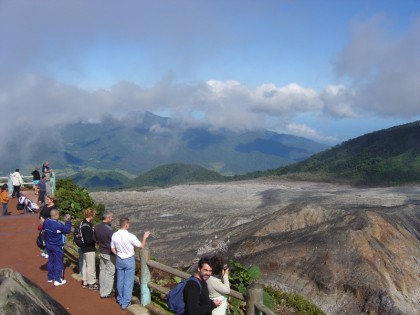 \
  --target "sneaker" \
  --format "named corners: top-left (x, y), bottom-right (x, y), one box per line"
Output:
top-left (121, 302), bottom-right (131, 310)
top-left (87, 283), bottom-right (99, 290)
top-left (40, 253), bottom-right (46, 257)
top-left (44, 254), bottom-right (48, 259)
top-left (54, 280), bottom-right (67, 286)
top-left (100, 293), bottom-right (114, 299)
top-left (47, 280), bottom-right (53, 283)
